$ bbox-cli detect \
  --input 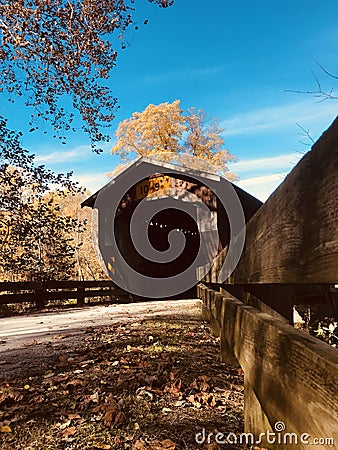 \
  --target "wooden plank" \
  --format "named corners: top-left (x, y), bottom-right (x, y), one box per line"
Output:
top-left (207, 117), bottom-right (338, 285)
top-left (219, 286), bottom-right (289, 323)
top-left (199, 284), bottom-right (338, 449)
top-left (0, 280), bottom-right (117, 292)
top-left (43, 280), bottom-right (116, 289)
top-left (0, 288), bottom-right (124, 305)
top-left (0, 281), bottom-right (44, 291)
